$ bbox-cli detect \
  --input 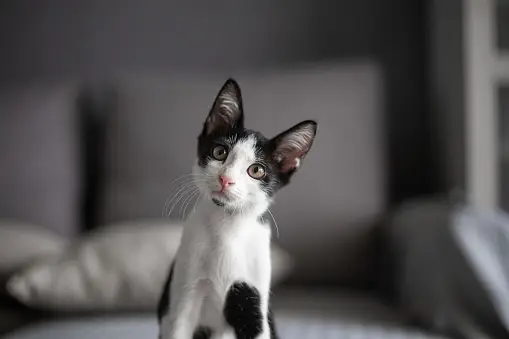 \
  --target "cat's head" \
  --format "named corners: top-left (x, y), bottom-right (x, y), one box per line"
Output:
top-left (193, 78), bottom-right (317, 214)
